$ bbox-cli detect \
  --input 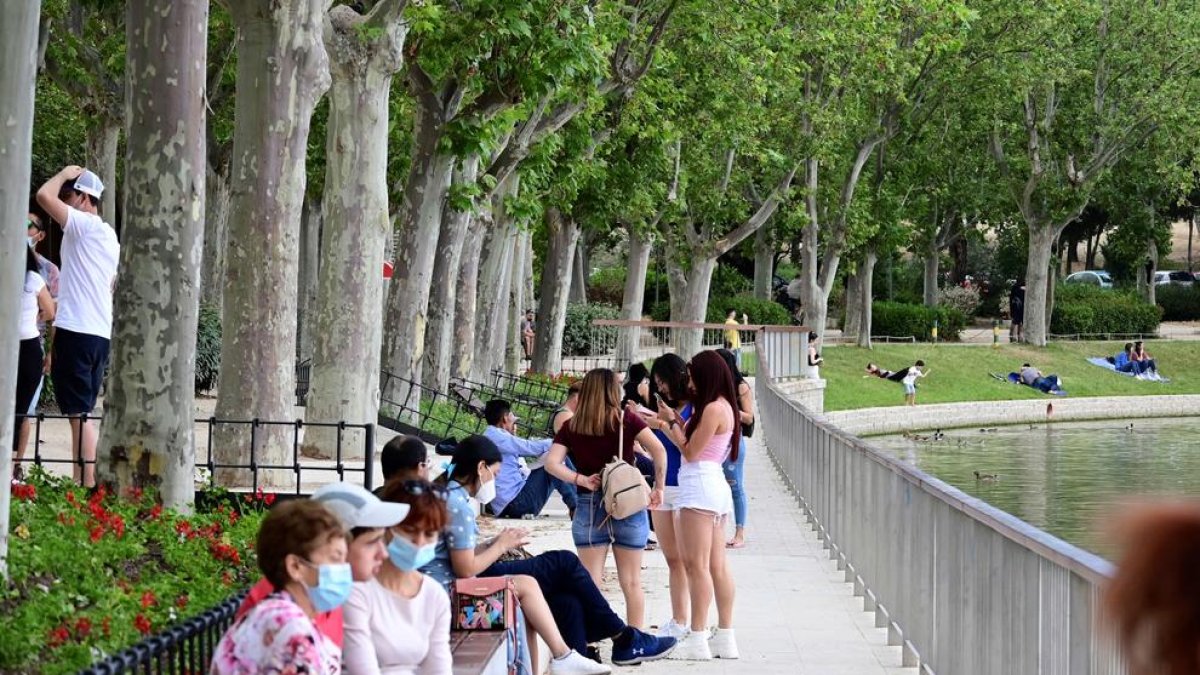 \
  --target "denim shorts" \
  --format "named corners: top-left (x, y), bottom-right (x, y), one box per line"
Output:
top-left (572, 491), bottom-right (649, 550)
top-left (903, 382), bottom-right (916, 395)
